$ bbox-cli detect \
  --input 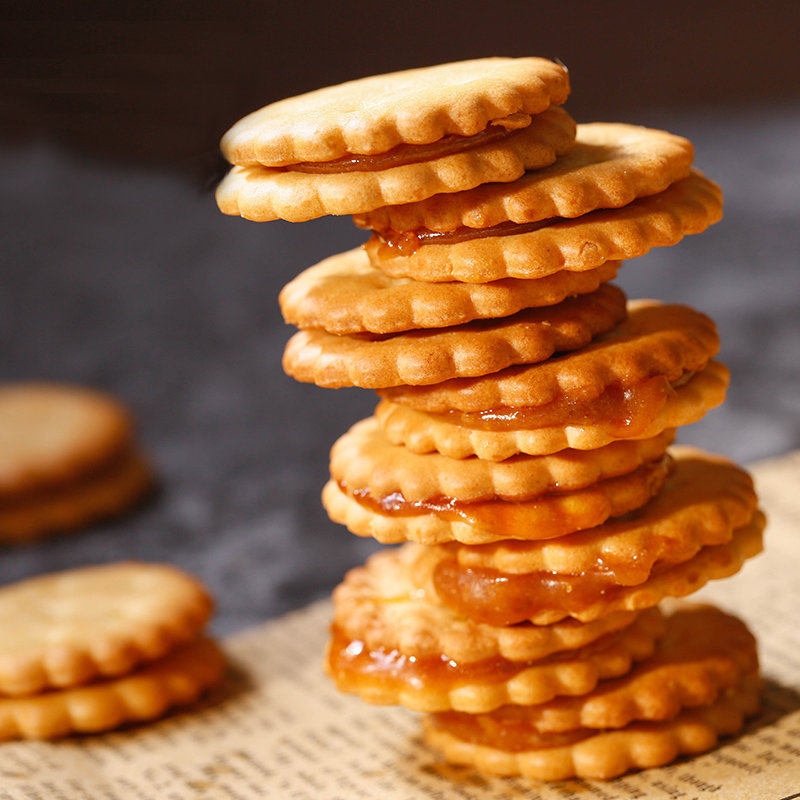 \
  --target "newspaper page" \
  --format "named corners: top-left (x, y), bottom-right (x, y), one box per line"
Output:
top-left (1, 451), bottom-right (799, 800)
